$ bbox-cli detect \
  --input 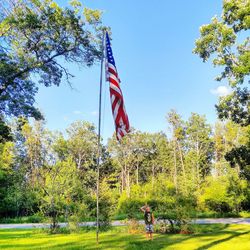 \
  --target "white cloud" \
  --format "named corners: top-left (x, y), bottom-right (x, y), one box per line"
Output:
top-left (210, 86), bottom-right (231, 97)
top-left (91, 110), bottom-right (98, 116)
